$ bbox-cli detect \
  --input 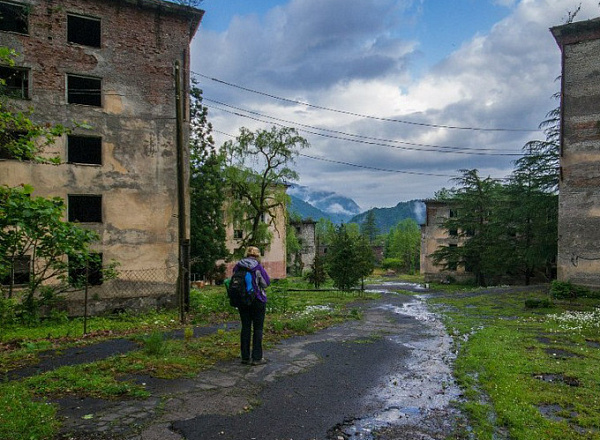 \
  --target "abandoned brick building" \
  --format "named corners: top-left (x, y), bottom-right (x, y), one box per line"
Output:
top-left (420, 200), bottom-right (471, 283)
top-left (288, 219), bottom-right (317, 276)
top-left (0, 0), bottom-right (204, 314)
top-left (552, 18), bottom-right (600, 289)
